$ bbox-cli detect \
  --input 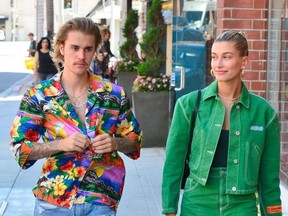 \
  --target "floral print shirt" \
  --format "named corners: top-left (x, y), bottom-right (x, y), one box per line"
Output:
top-left (10, 71), bottom-right (142, 210)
